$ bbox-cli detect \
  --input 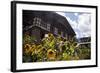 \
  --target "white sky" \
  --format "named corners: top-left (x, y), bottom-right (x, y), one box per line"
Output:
top-left (56, 12), bottom-right (91, 38)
